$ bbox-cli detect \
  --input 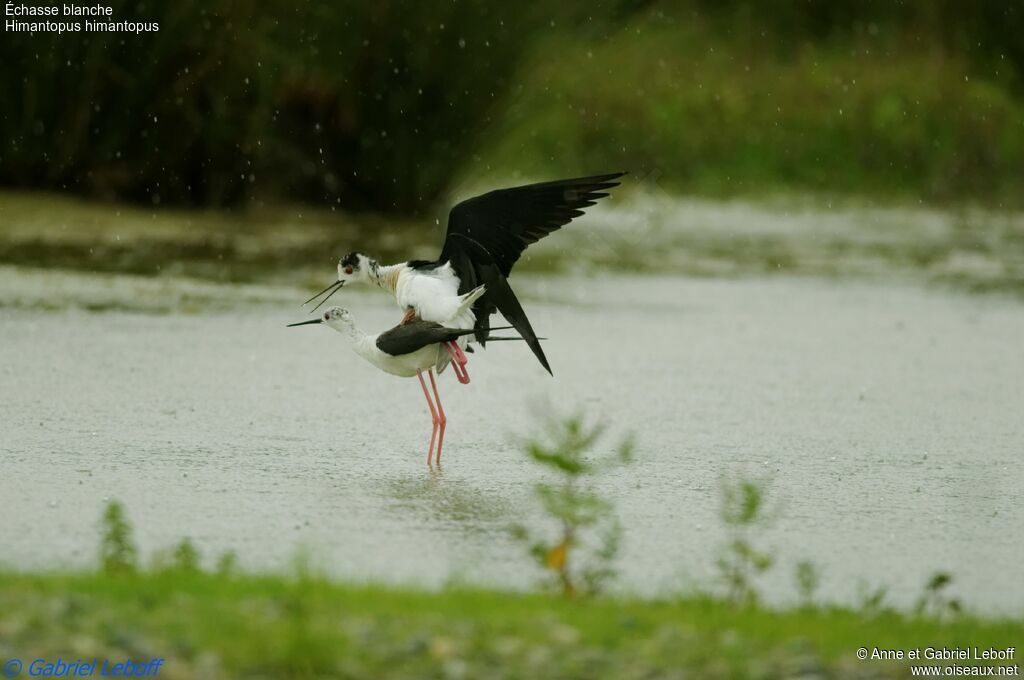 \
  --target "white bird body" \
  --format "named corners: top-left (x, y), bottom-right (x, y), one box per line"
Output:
top-left (371, 262), bottom-right (476, 360)
top-left (320, 284), bottom-right (485, 377)
top-left (290, 286), bottom-right (521, 466)
top-left (289, 304), bottom-right (483, 465)
top-left (344, 326), bottom-right (443, 378)
top-left (386, 262), bottom-right (467, 325)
